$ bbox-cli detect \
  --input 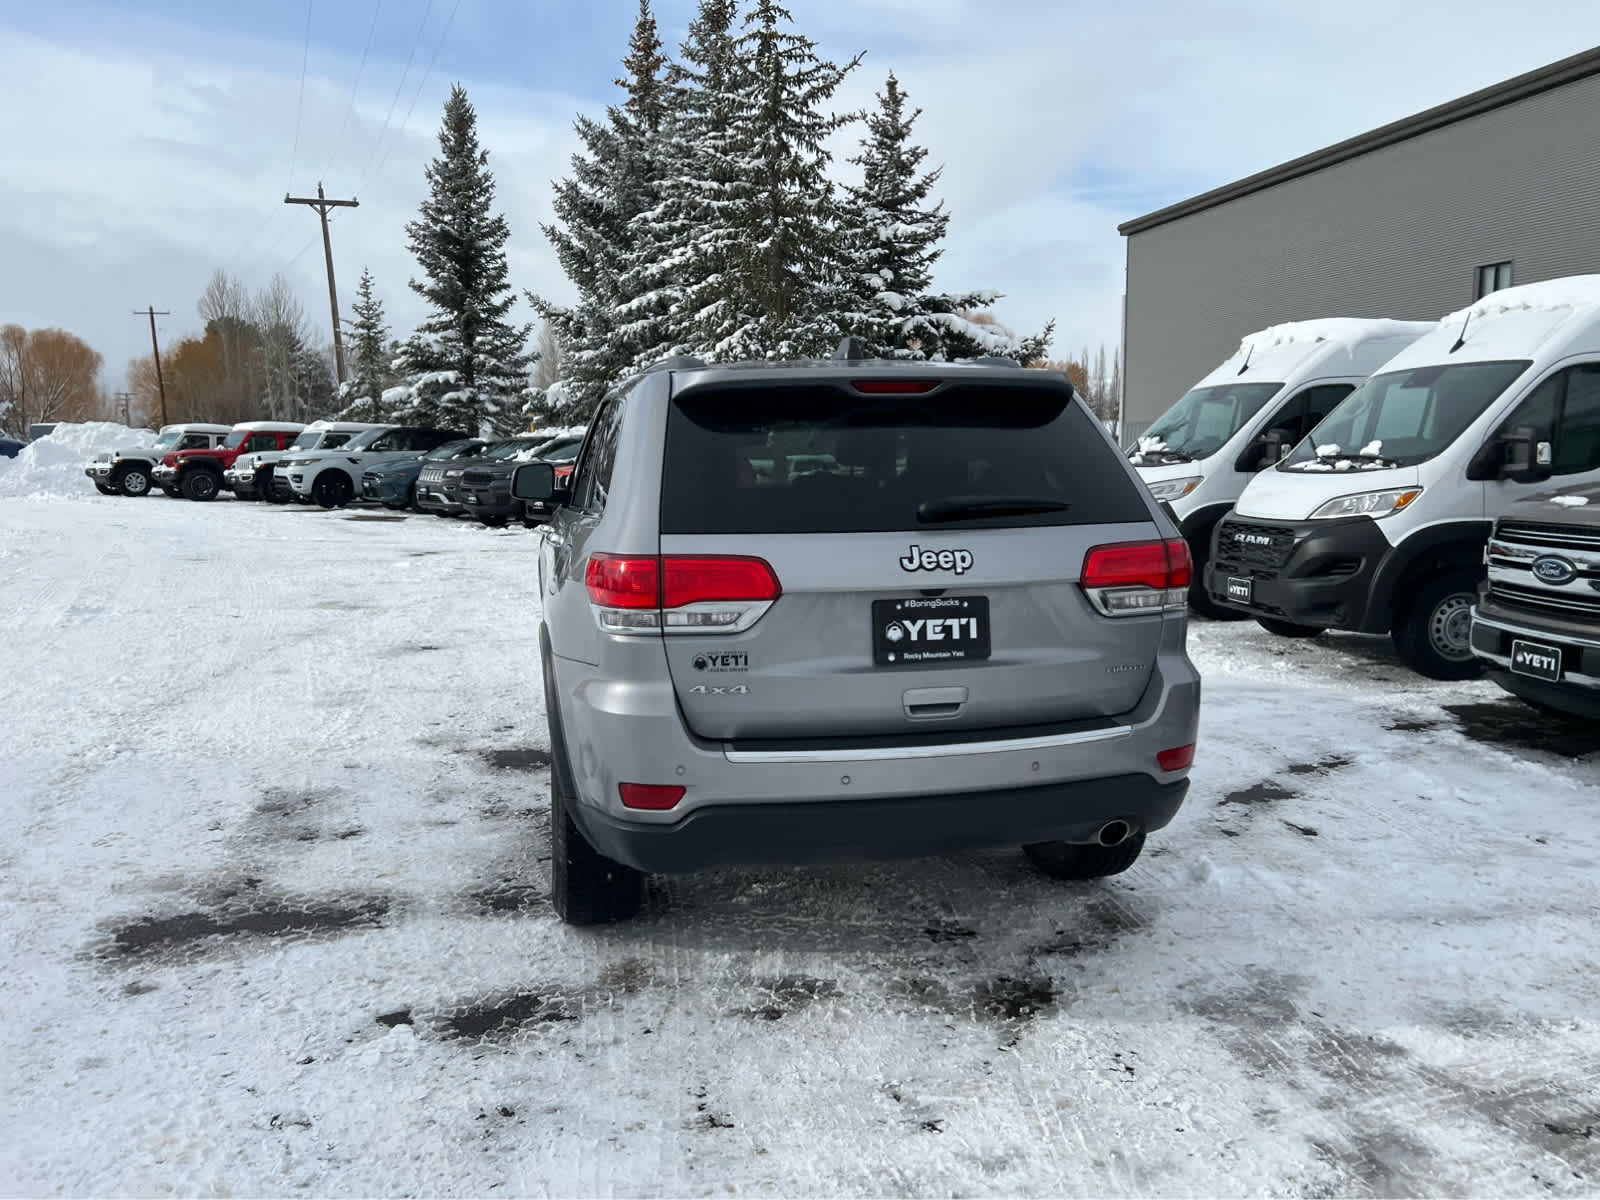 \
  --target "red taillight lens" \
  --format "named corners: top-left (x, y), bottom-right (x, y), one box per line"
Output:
top-left (586, 554), bottom-right (660, 609)
top-left (1082, 538), bottom-right (1191, 589)
top-left (661, 556), bottom-right (782, 608)
top-left (851, 379), bottom-right (940, 394)
top-left (1157, 744), bottom-right (1195, 772)
top-left (619, 783), bottom-right (686, 810)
